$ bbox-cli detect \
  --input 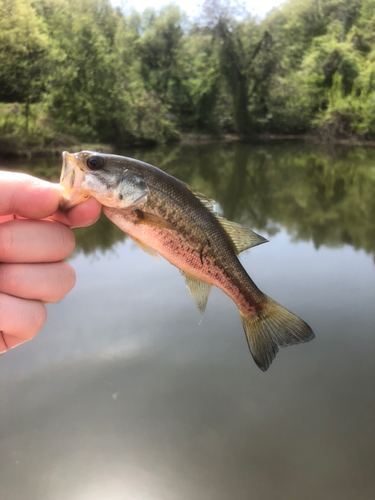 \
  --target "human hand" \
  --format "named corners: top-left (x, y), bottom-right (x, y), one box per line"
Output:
top-left (0, 171), bottom-right (101, 353)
